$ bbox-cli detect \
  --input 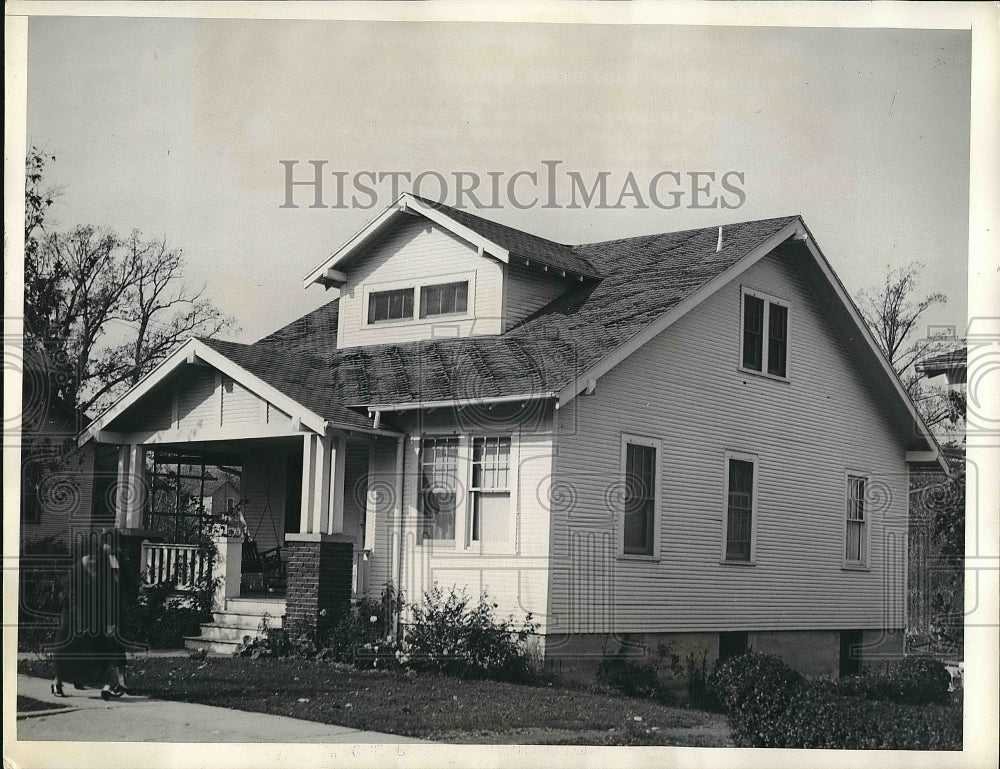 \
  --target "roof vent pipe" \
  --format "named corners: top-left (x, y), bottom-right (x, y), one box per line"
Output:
top-left (716, 226), bottom-right (723, 253)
